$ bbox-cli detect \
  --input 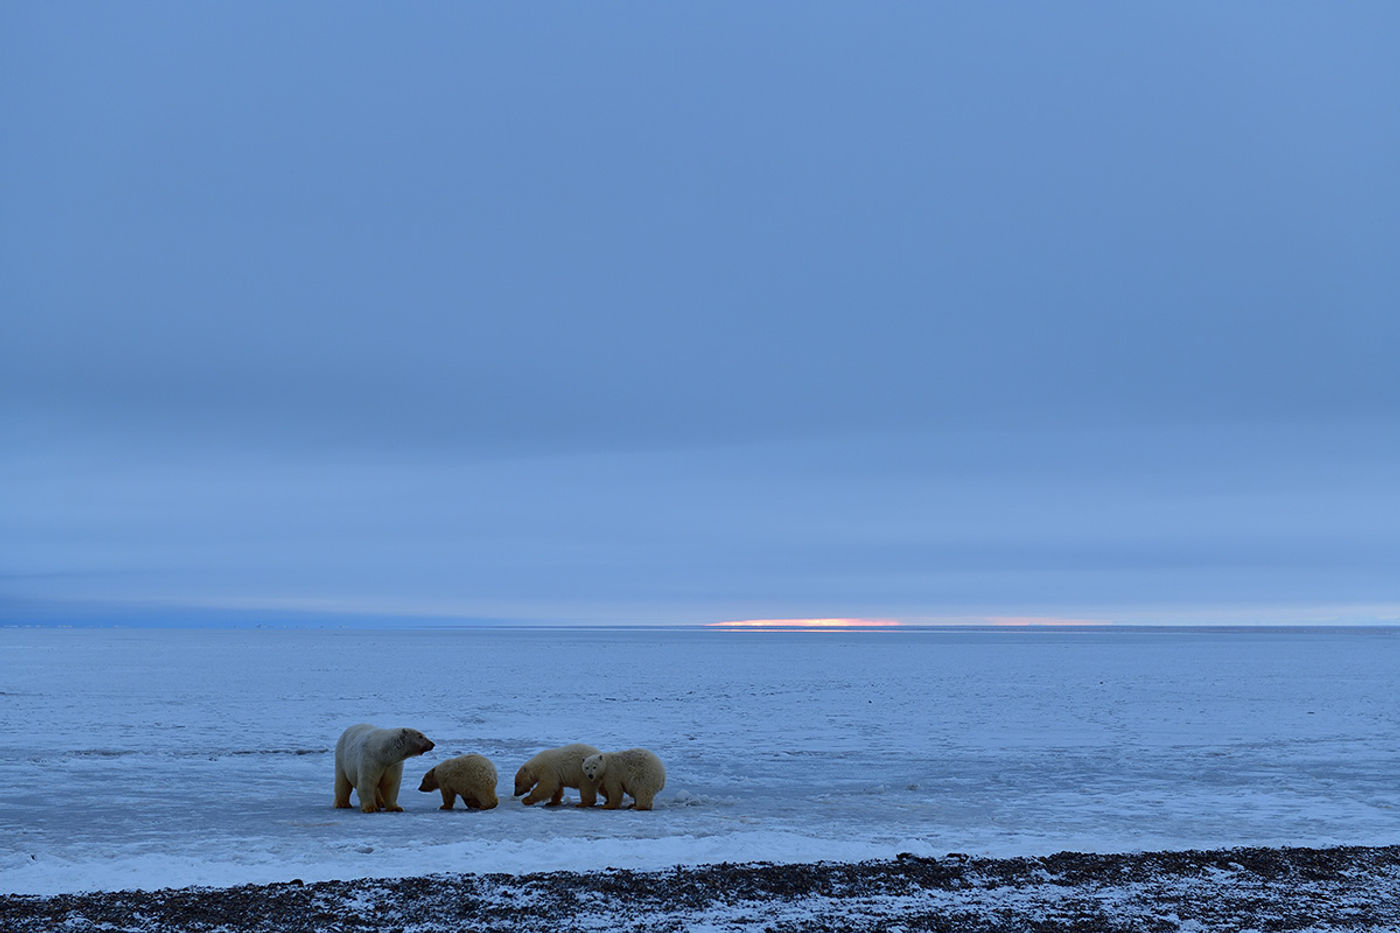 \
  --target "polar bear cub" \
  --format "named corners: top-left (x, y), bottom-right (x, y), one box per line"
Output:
top-left (581, 748), bottom-right (666, 810)
top-left (419, 753), bottom-right (499, 810)
top-left (334, 723), bottom-right (435, 813)
top-left (513, 743), bottom-right (601, 807)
